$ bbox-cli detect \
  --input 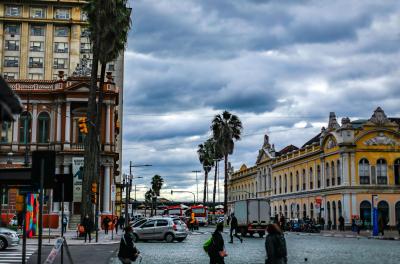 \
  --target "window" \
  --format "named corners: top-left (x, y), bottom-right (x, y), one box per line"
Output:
top-left (331, 161), bottom-right (335, 186)
top-left (108, 63), bottom-right (115, 71)
top-left (38, 112), bottom-right (50, 143)
top-left (30, 7), bottom-right (46, 18)
top-left (156, 220), bottom-right (168, 227)
top-left (29, 57), bottom-right (43, 68)
top-left (80, 43), bottom-right (91, 53)
top-left (360, 201), bottom-right (371, 226)
top-left (337, 161), bottom-right (341, 185)
top-left (359, 158), bottom-right (370, 184)
top-left (284, 174), bottom-right (287, 193)
top-left (81, 11), bottom-right (88, 21)
top-left (303, 204), bottom-right (307, 219)
top-left (5, 24), bottom-right (20, 35)
top-left (54, 42), bottom-right (68, 53)
top-left (29, 73), bottom-right (43, 80)
top-left (289, 173), bottom-right (293, 192)
top-left (53, 58), bottom-right (68, 69)
top-left (30, 25), bottom-right (45, 36)
top-left (81, 27), bottom-right (90, 38)
top-left (54, 8), bottom-right (70, 19)
top-left (141, 221), bottom-right (155, 228)
top-left (1, 122), bottom-right (12, 143)
top-left (19, 112), bottom-right (32, 144)
top-left (317, 165), bottom-right (321, 188)
top-left (4, 57), bottom-right (19, 67)
top-left (377, 201), bottom-right (389, 224)
top-left (296, 171), bottom-right (299, 191)
top-left (30, 41), bottom-right (44, 52)
top-left (395, 159), bottom-right (400, 185)
top-left (5, 5), bottom-right (21, 17)
top-left (5, 40), bottom-right (19, 51)
top-left (1, 188), bottom-right (8, 205)
top-left (4, 72), bottom-right (18, 80)
top-left (376, 159), bottom-right (387, 184)
top-left (309, 167), bottom-right (313, 190)
top-left (274, 178), bottom-right (276, 194)
top-left (55, 26), bottom-right (69, 37)
top-left (279, 176), bottom-right (282, 194)
top-left (326, 163), bottom-right (330, 187)
top-left (310, 203), bottom-right (314, 219)
top-left (302, 169), bottom-right (306, 190)
top-left (396, 202), bottom-right (400, 225)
